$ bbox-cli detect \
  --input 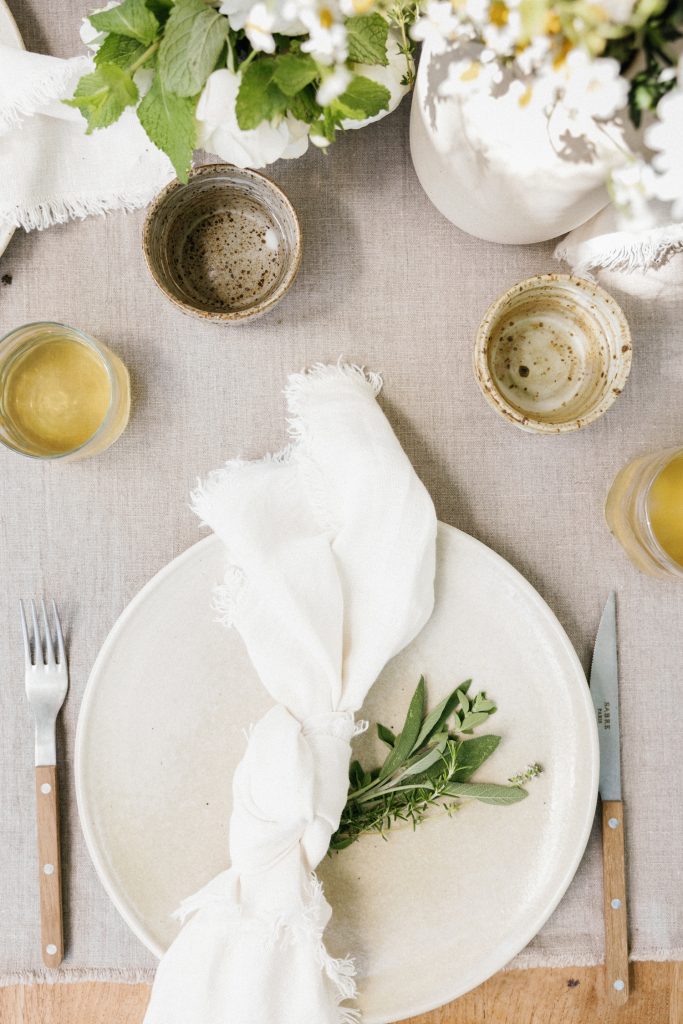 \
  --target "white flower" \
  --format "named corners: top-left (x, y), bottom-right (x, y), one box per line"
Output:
top-left (553, 51), bottom-right (629, 119)
top-left (597, 0), bottom-right (636, 23)
top-left (79, 1), bottom-right (119, 50)
top-left (196, 68), bottom-right (309, 168)
top-left (219, 0), bottom-right (304, 34)
top-left (481, 7), bottom-right (522, 57)
top-left (316, 65), bottom-right (351, 105)
top-left (342, 29), bottom-right (412, 128)
top-left (411, 1), bottom-right (461, 49)
top-left (514, 33), bottom-right (551, 76)
top-left (244, 1), bottom-right (277, 51)
top-left (645, 65), bottom-right (683, 219)
top-left (300, 5), bottom-right (348, 64)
